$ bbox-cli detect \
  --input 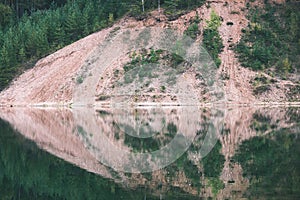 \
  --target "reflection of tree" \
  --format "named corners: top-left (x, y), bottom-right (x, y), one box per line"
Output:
top-left (286, 108), bottom-right (300, 124)
top-left (163, 150), bottom-right (202, 194)
top-left (123, 122), bottom-right (177, 152)
top-left (234, 130), bottom-right (300, 199)
top-left (202, 141), bottom-right (225, 196)
top-left (124, 133), bottom-right (160, 152)
top-left (202, 141), bottom-right (225, 177)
